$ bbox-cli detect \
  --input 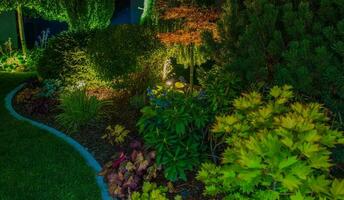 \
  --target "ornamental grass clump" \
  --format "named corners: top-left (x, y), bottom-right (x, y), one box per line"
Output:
top-left (56, 89), bottom-right (111, 133)
top-left (197, 85), bottom-right (344, 199)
